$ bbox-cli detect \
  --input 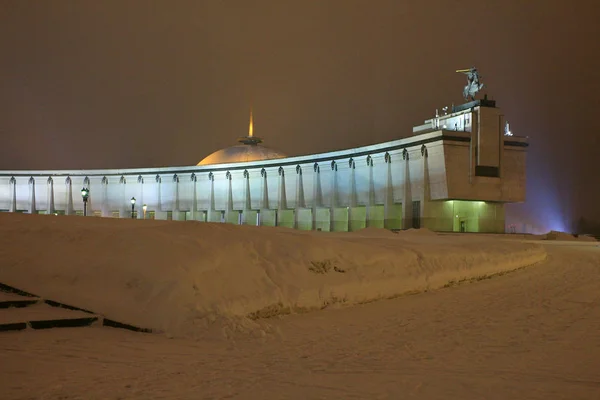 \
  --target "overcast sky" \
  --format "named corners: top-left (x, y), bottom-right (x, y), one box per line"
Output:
top-left (1, 0), bottom-right (599, 229)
